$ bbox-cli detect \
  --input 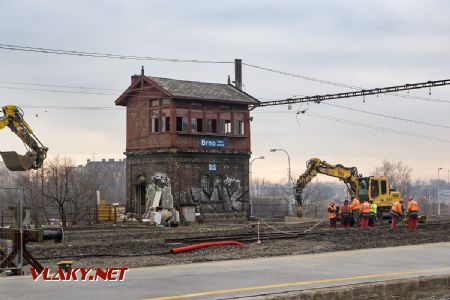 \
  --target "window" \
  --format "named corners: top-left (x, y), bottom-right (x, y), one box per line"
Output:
top-left (151, 117), bottom-right (159, 133)
top-left (191, 118), bottom-right (203, 133)
top-left (201, 175), bottom-right (209, 191)
top-left (176, 116), bottom-right (188, 132)
top-left (220, 120), bottom-right (231, 134)
top-left (234, 120), bottom-right (244, 135)
top-left (371, 180), bottom-right (379, 198)
top-left (176, 109), bottom-right (189, 132)
top-left (381, 180), bottom-right (387, 195)
top-left (161, 98), bottom-right (170, 105)
top-left (151, 99), bottom-right (159, 107)
top-left (161, 116), bottom-right (170, 132)
top-left (358, 178), bottom-right (369, 198)
top-left (206, 119), bottom-right (217, 133)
